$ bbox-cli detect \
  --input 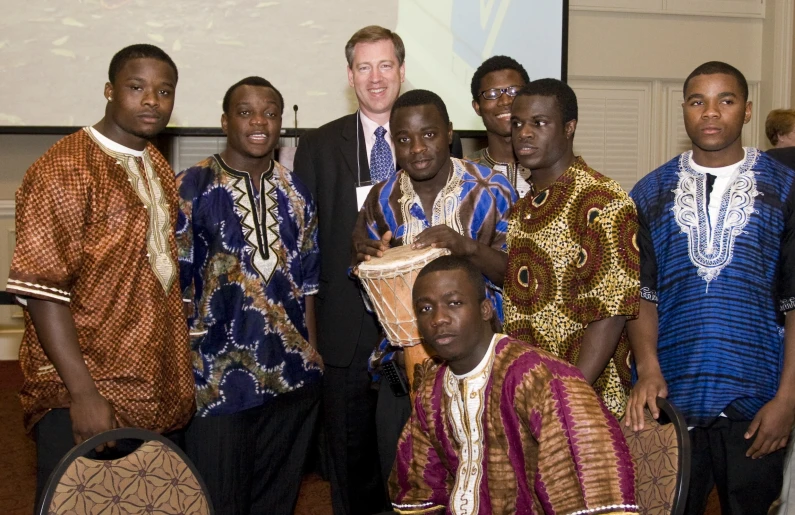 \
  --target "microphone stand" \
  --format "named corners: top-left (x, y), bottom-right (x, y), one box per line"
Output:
top-left (293, 104), bottom-right (298, 147)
